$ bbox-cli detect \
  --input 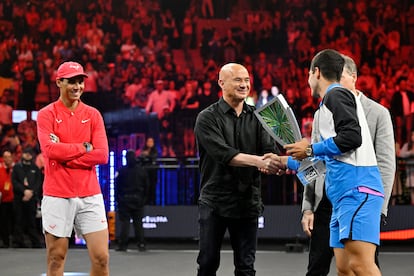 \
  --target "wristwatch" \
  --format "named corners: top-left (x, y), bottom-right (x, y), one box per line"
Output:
top-left (83, 142), bottom-right (92, 152)
top-left (305, 144), bottom-right (313, 157)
